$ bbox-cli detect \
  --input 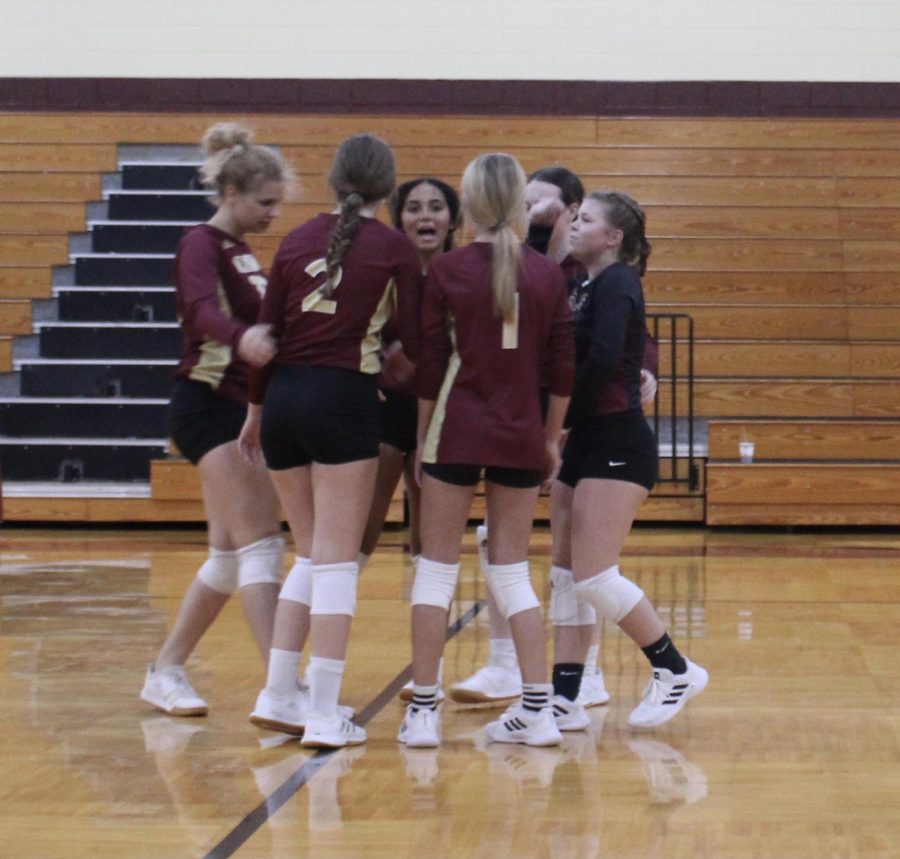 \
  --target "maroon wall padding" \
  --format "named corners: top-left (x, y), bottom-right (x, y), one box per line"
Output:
top-left (1, 78), bottom-right (898, 117)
